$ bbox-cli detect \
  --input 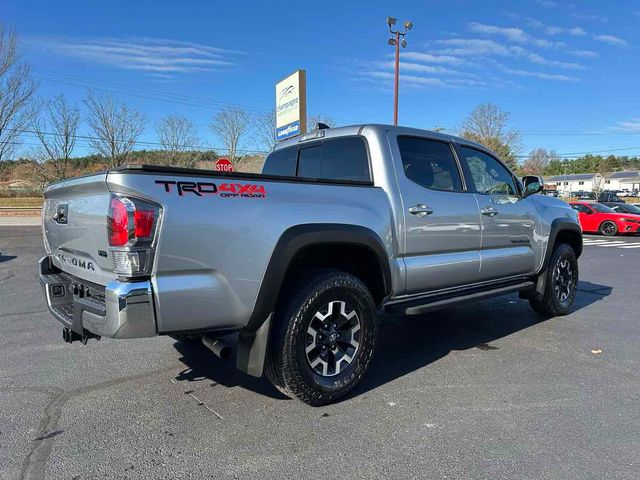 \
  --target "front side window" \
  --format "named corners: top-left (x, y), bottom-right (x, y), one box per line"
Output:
top-left (459, 147), bottom-right (517, 196)
top-left (397, 136), bottom-right (463, 191)
top-left (571, 204), bottom-right (592, 214)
